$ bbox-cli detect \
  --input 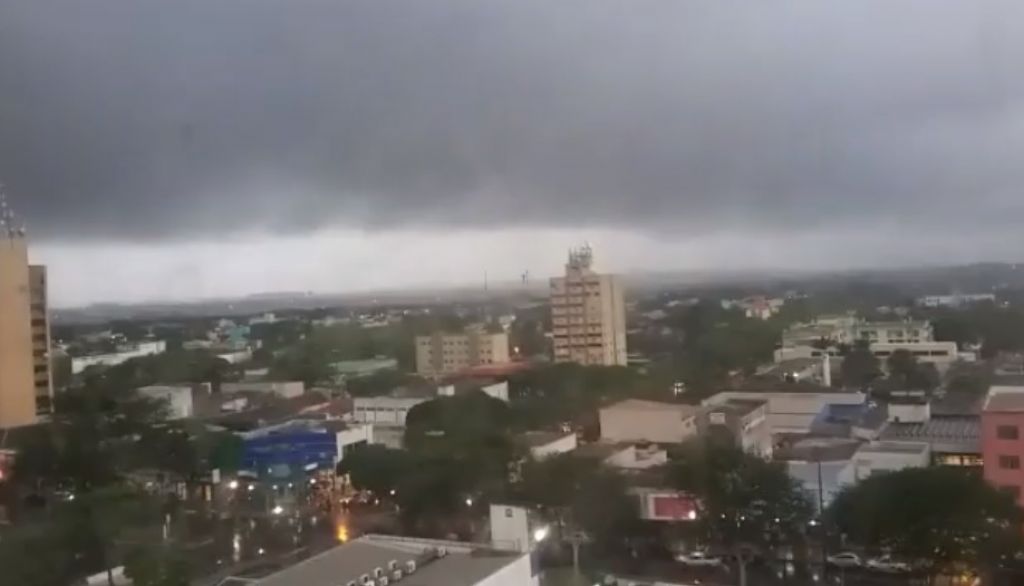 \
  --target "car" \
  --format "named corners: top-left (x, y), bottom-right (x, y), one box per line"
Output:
top-left (826, 552), bottom-right (862, 568)
top-left (674, 550), bottom-right (725, 567)
top-left (866, 555), bottom-right (912, 573)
